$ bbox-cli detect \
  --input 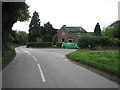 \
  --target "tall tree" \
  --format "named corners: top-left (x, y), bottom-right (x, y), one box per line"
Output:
top-left (28, 11), bottom-right (41, 42)
top-left (2, 2), bottom-right (30, 50)
top-left (41, 22), bottom-right (57, 42)
top-left (94, 23), bottom-right (101, 36)
top-left (2, 2), bottom-right (30, 67)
